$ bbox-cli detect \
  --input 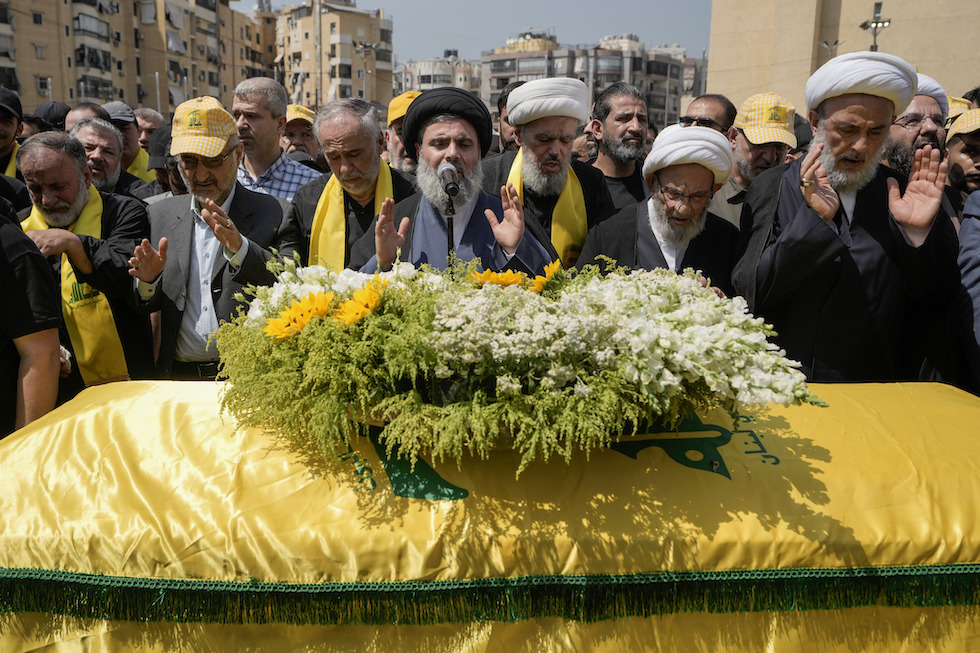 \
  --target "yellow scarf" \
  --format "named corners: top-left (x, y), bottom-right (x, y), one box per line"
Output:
top-left (309, 157), bottom-right (393, 270)
top-left (506, 148), bottom-right (588, 268)
top-left (22, 185), bottom-right (129, 386)
top-left (3, 141), bottom-right (18, 179)
top-left (127, 148), bottom-right (156, 183)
